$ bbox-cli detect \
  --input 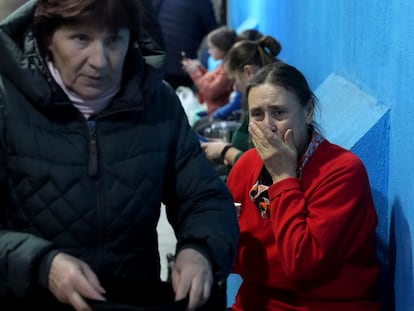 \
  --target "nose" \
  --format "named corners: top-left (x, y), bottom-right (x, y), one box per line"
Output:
top-left (88, 41), bottom-right (108, 69)
top-left (264, 113), bottom-right (277, 132)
